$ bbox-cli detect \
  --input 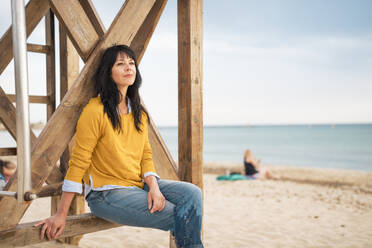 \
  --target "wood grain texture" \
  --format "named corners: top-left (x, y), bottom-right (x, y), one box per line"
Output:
top-left (177, 0), bottom-right (203, 188)
top-left (27, 44), bottom-right (51, 54)
top-left (49, 0), bottom-right (100, 62)
top-left (45, 10), bottom-right (56, 120)
top-left (79, 0), bottom-right (106, 37)
top-left (0, 213), bottom-right (120, 247)
top-left (0, 0), bottom-right (50, 74)
top-left (0, 148), bottom-right (17, 156)
top-left (0, 0), bottom-right (156, 232)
